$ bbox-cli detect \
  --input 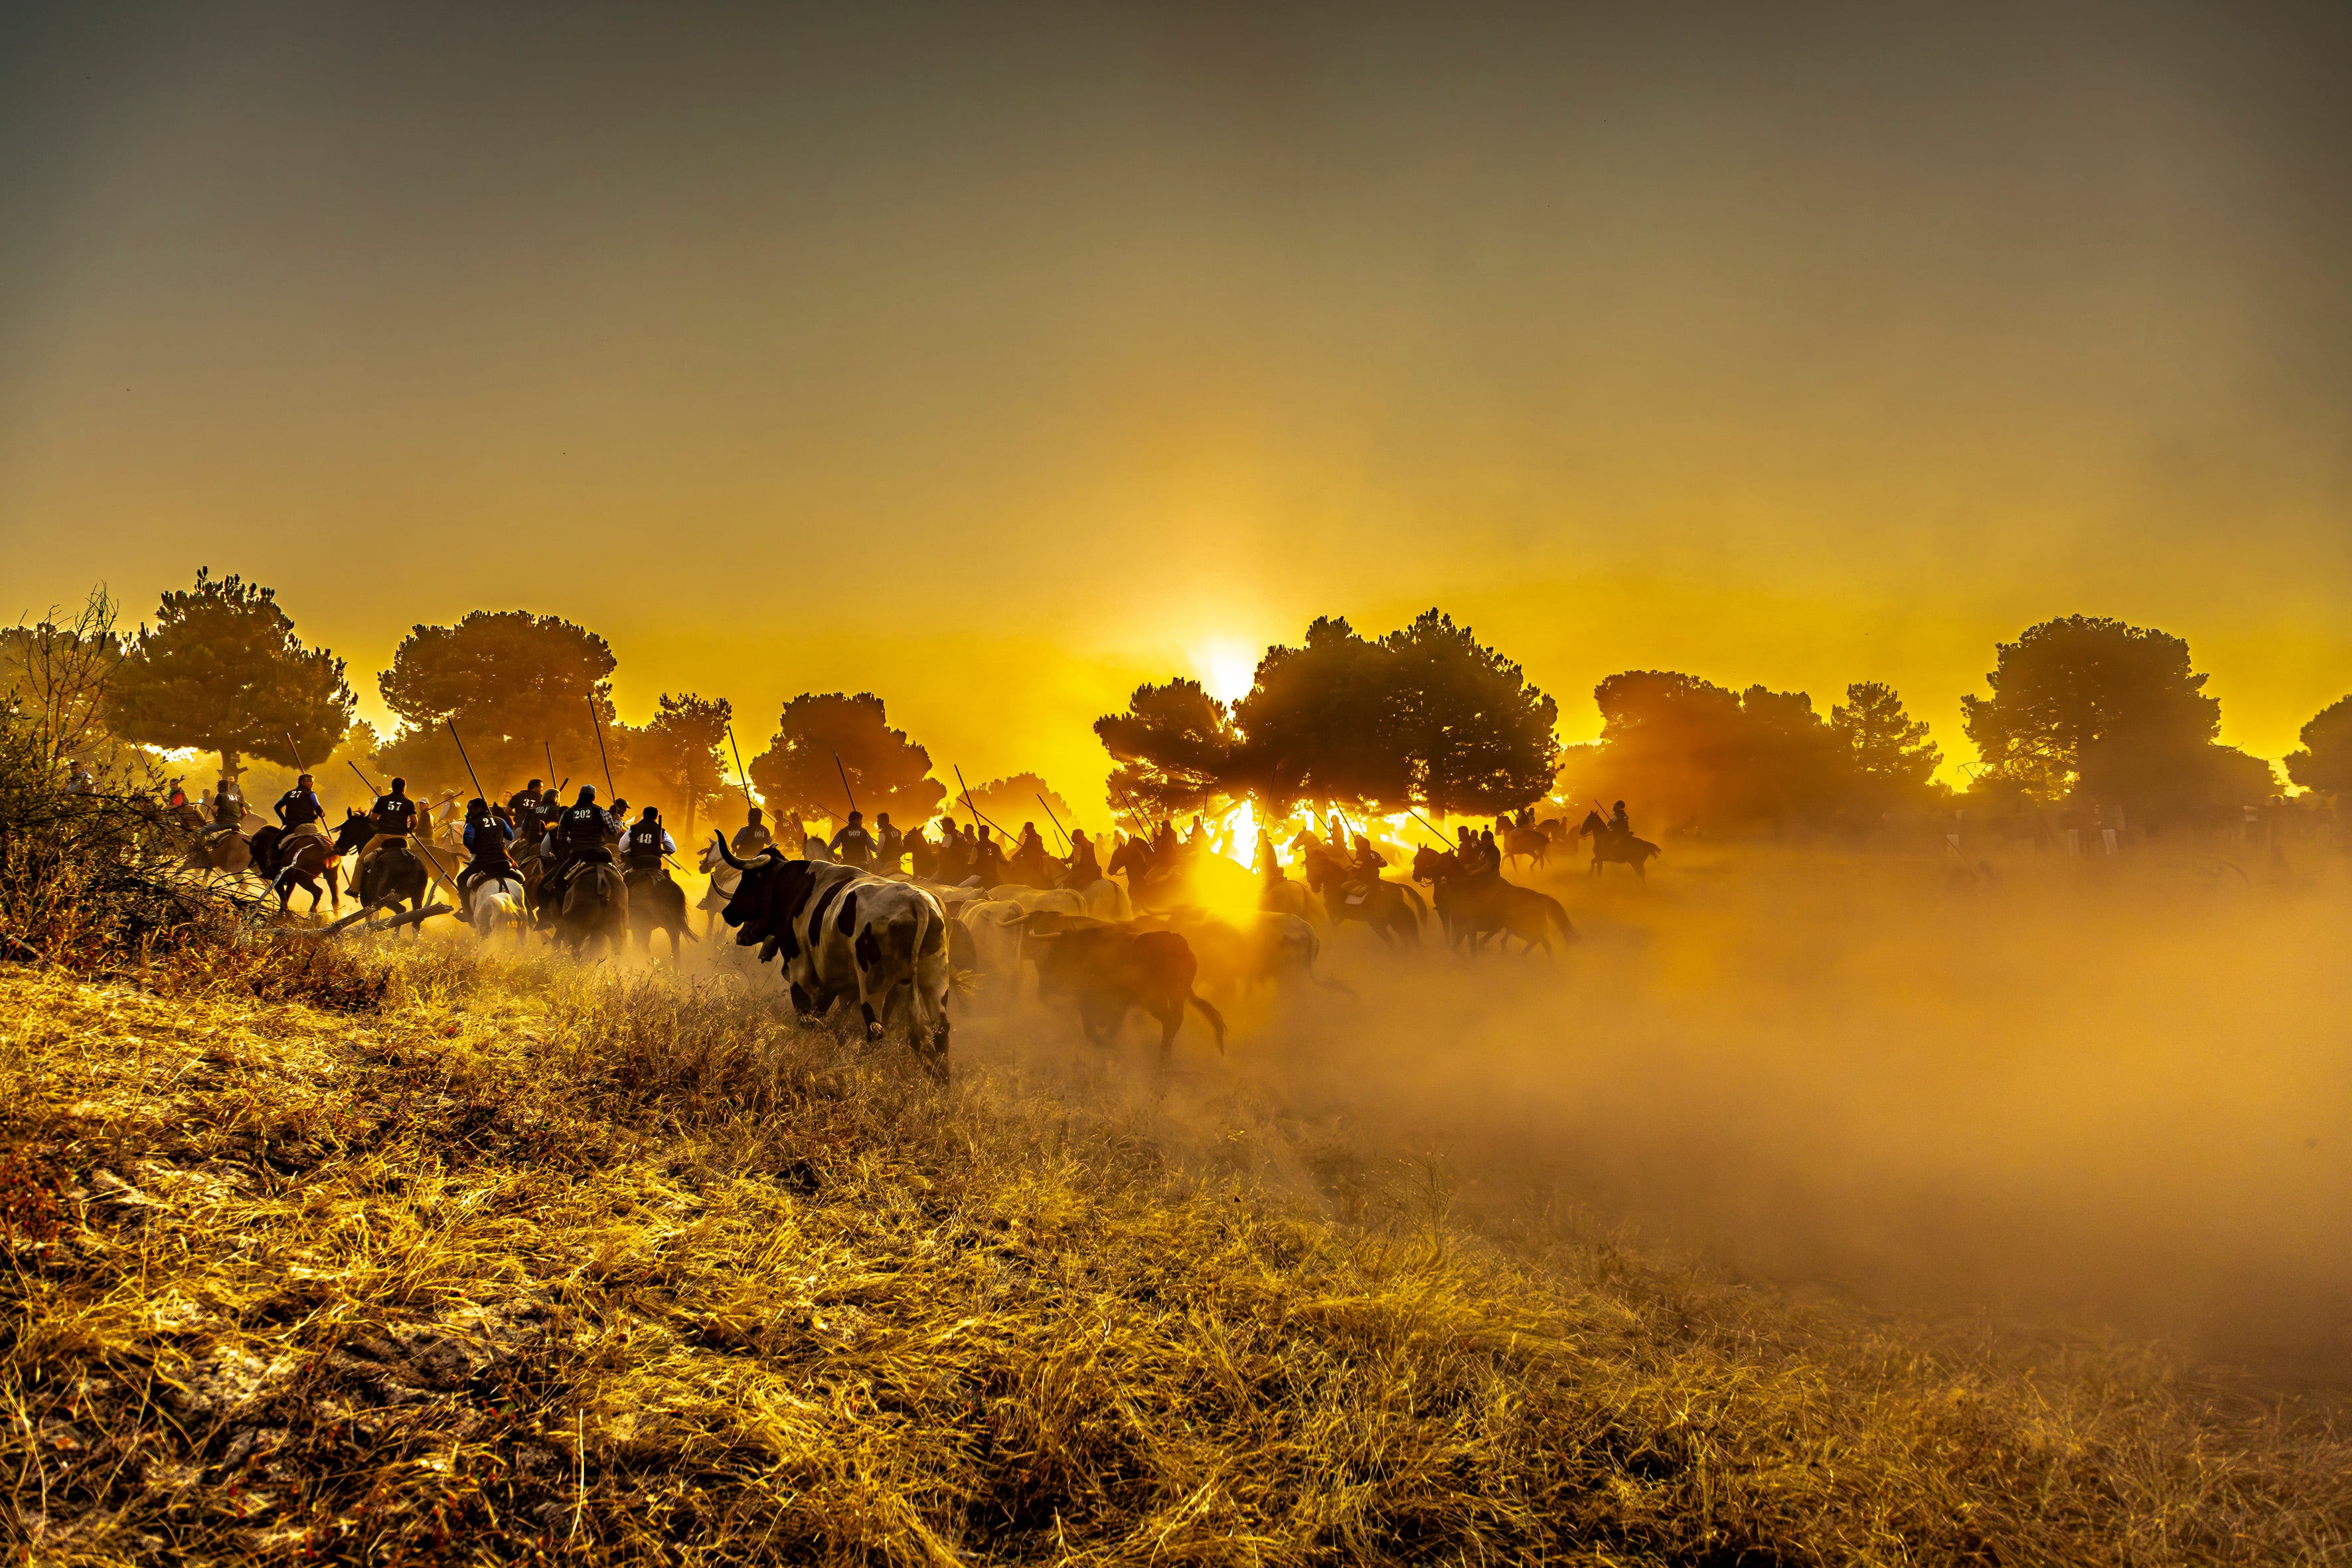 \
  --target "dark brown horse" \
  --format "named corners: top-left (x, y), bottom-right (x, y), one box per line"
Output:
top-left (1577, 812), bottom-right (1660, 881)
top-left (250, 824), bottom-right (340, 914)
top-left (1108, 834), bottom-right (1182, 911)
top-left (333, 812), bottom-right (433, 933)
top-left (554, 855), bottom-right (631, 958)
top-left (1411, 846), bottom-right (1576, 957)
top-left (625, 866), bottom-right (699, 961)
